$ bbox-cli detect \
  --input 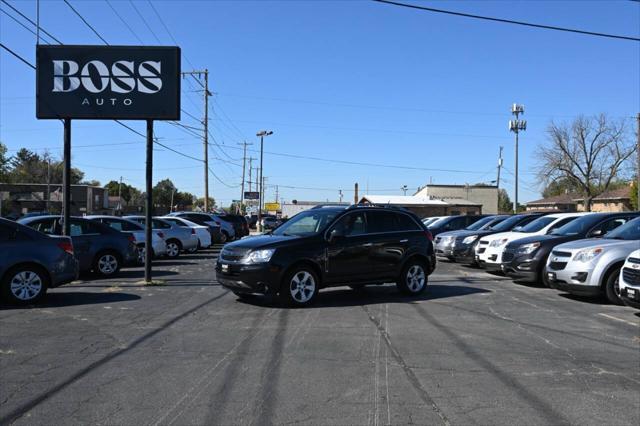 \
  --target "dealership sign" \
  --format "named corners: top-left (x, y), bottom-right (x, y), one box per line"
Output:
top-left (36, 45), bottom-right (180, 120)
